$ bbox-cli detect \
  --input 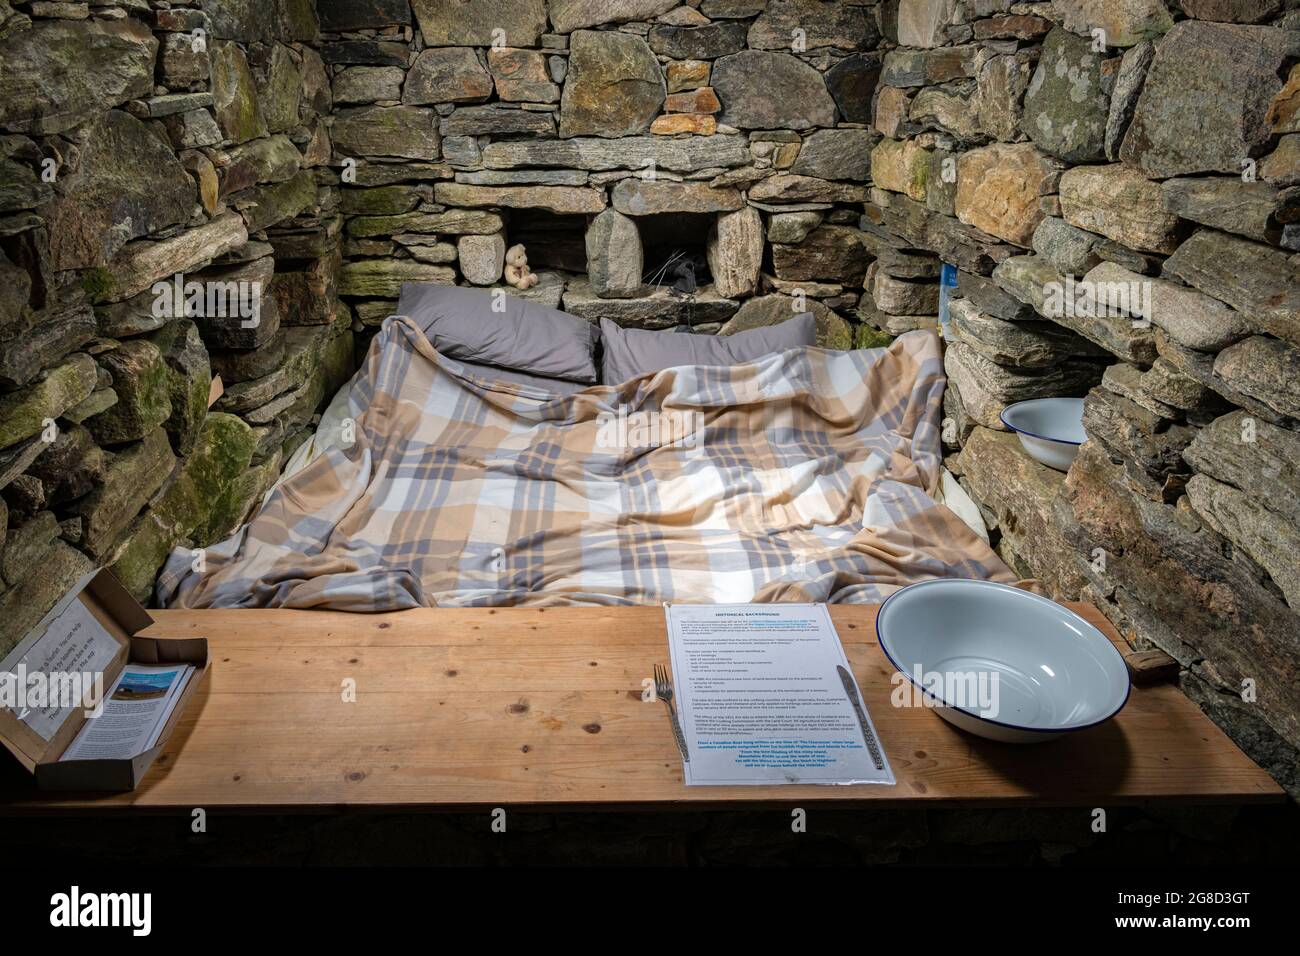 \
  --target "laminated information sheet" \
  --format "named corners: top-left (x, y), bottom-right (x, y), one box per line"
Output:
top-left (60, 664), bottom-right (194, 762)
top-left (664, 603), bottom-right (895, 786)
